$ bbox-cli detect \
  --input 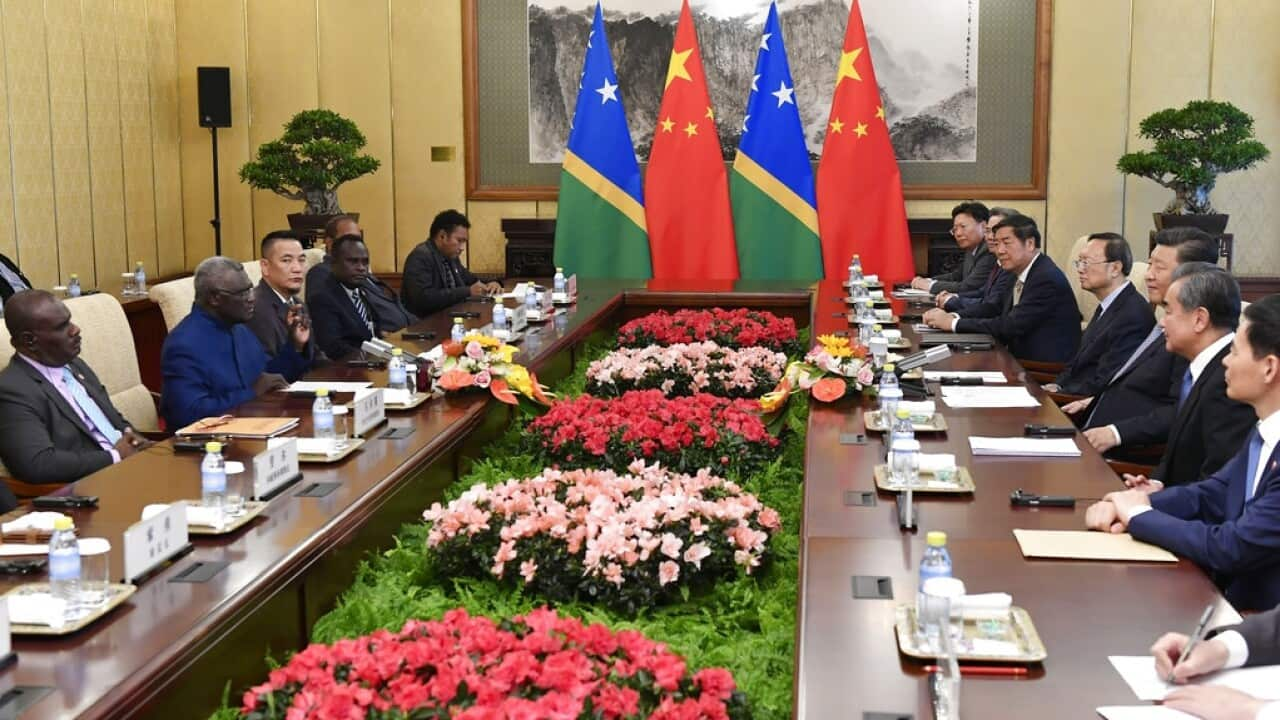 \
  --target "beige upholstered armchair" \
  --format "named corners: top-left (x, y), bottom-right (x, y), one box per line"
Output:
top-left (148, 275), bottom-right (195, 331)
top-left (65, 293), bottom-right (160, 434)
